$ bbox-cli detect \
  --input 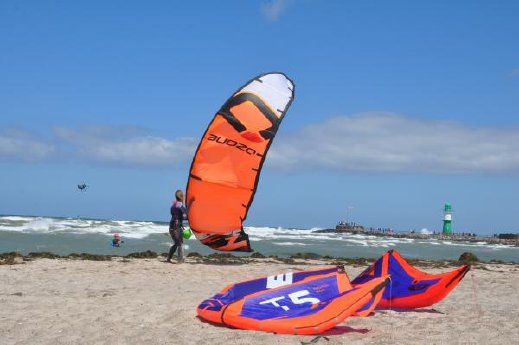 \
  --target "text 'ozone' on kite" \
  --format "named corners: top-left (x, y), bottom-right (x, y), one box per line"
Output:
top-left (186, 72), bottom-right (295, 252)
